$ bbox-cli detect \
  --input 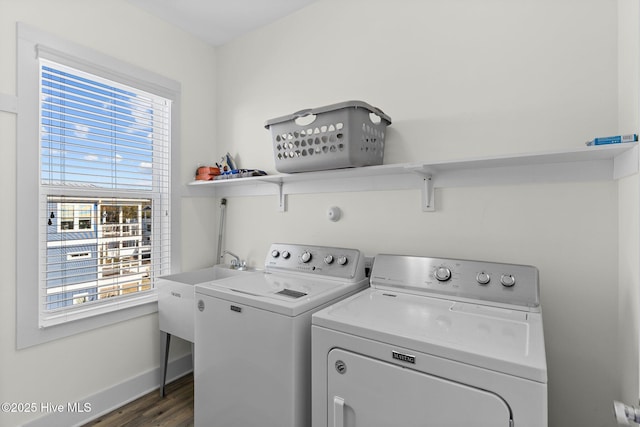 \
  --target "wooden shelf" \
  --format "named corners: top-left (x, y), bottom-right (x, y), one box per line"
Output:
top-left (185, 143), bottom-right (639, 211)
